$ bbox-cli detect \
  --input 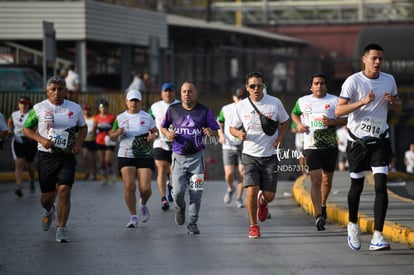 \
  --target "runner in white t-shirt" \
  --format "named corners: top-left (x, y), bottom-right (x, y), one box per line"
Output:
top-left (291, 73), bottom-right (347, 231)
top-left (336, 44), bottom-right (402, 251)
top-left (23, 76), bottom-right (87, 243)
top-left (217, 87), bottom-right (247, 208)
top-left (148, 83), bottom-right (180, 211)
top-left (230, 72), bottom-right (289, 239)
top-left (109, 90), bottom-right (158, 228)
